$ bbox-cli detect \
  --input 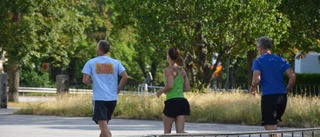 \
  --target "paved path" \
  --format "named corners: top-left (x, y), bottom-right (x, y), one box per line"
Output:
top-left (0, 107), bottom-right (300, 137)
top-left (0, 97), bottom-right (304, 137)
